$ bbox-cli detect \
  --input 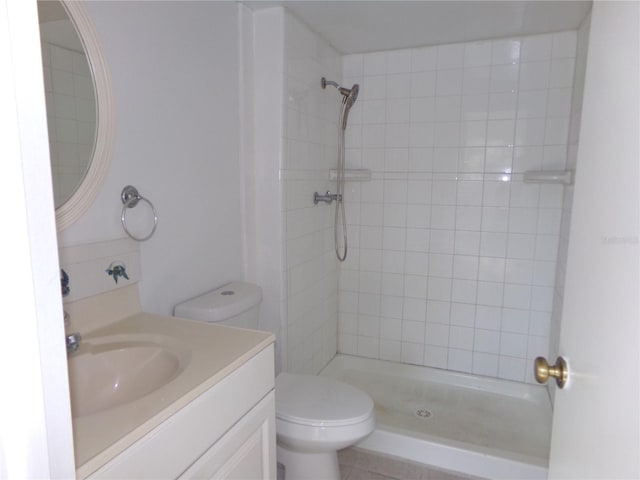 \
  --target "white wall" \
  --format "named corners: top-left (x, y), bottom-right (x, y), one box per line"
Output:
top-left (339, 31), bottom-right (581, 383)
top-left (249, 7), bottom-right (286, 372)
top-left (250, 8), bottom-right (342, 375)
top-left (56, 1), bottom-right (245, 316)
